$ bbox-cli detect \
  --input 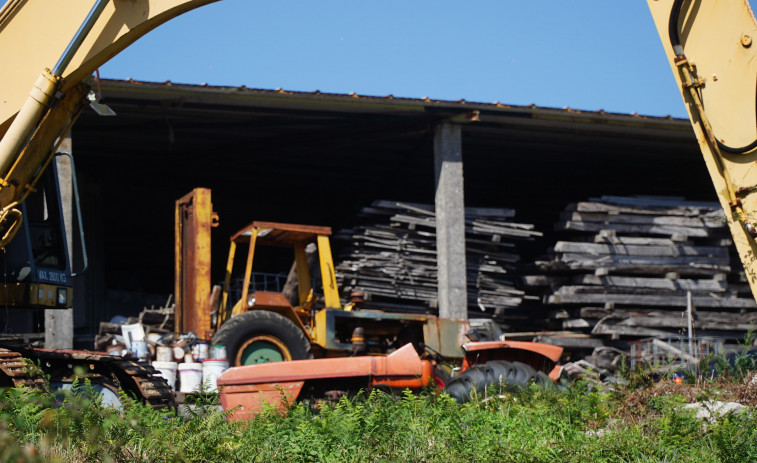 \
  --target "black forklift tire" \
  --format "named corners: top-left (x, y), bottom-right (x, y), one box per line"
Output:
top-left (212, 310), bottom-right (312, 366)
